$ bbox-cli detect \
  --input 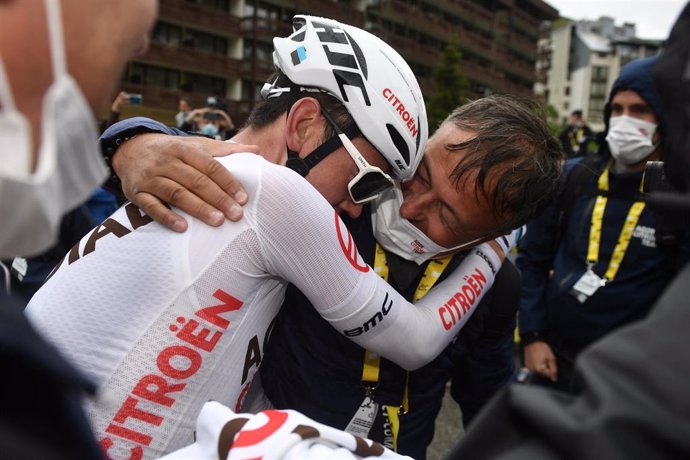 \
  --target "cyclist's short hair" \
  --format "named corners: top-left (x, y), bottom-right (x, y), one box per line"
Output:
top-left (246, 73), bottom-right (354, 142)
